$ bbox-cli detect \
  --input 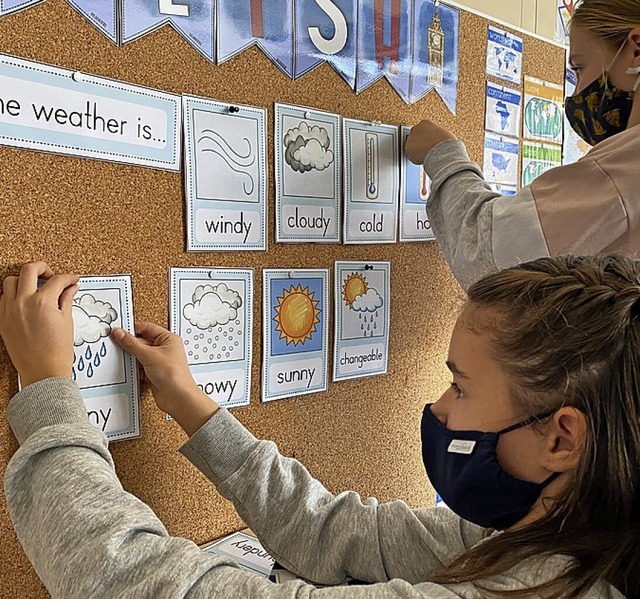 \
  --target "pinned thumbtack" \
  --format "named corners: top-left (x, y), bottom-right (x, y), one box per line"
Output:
top-left (72, 71), bottom-right (84, 82)
top-left (208, 270), bottom-right (217, 279)
top-left (228, 106), bottom-right (240, 113)
top-left (370, 120), bottom-right (382, 127)
top-left (364, 264), bottom-right (374, 271)
top-left (304, 110), bottom-right (311, 119)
